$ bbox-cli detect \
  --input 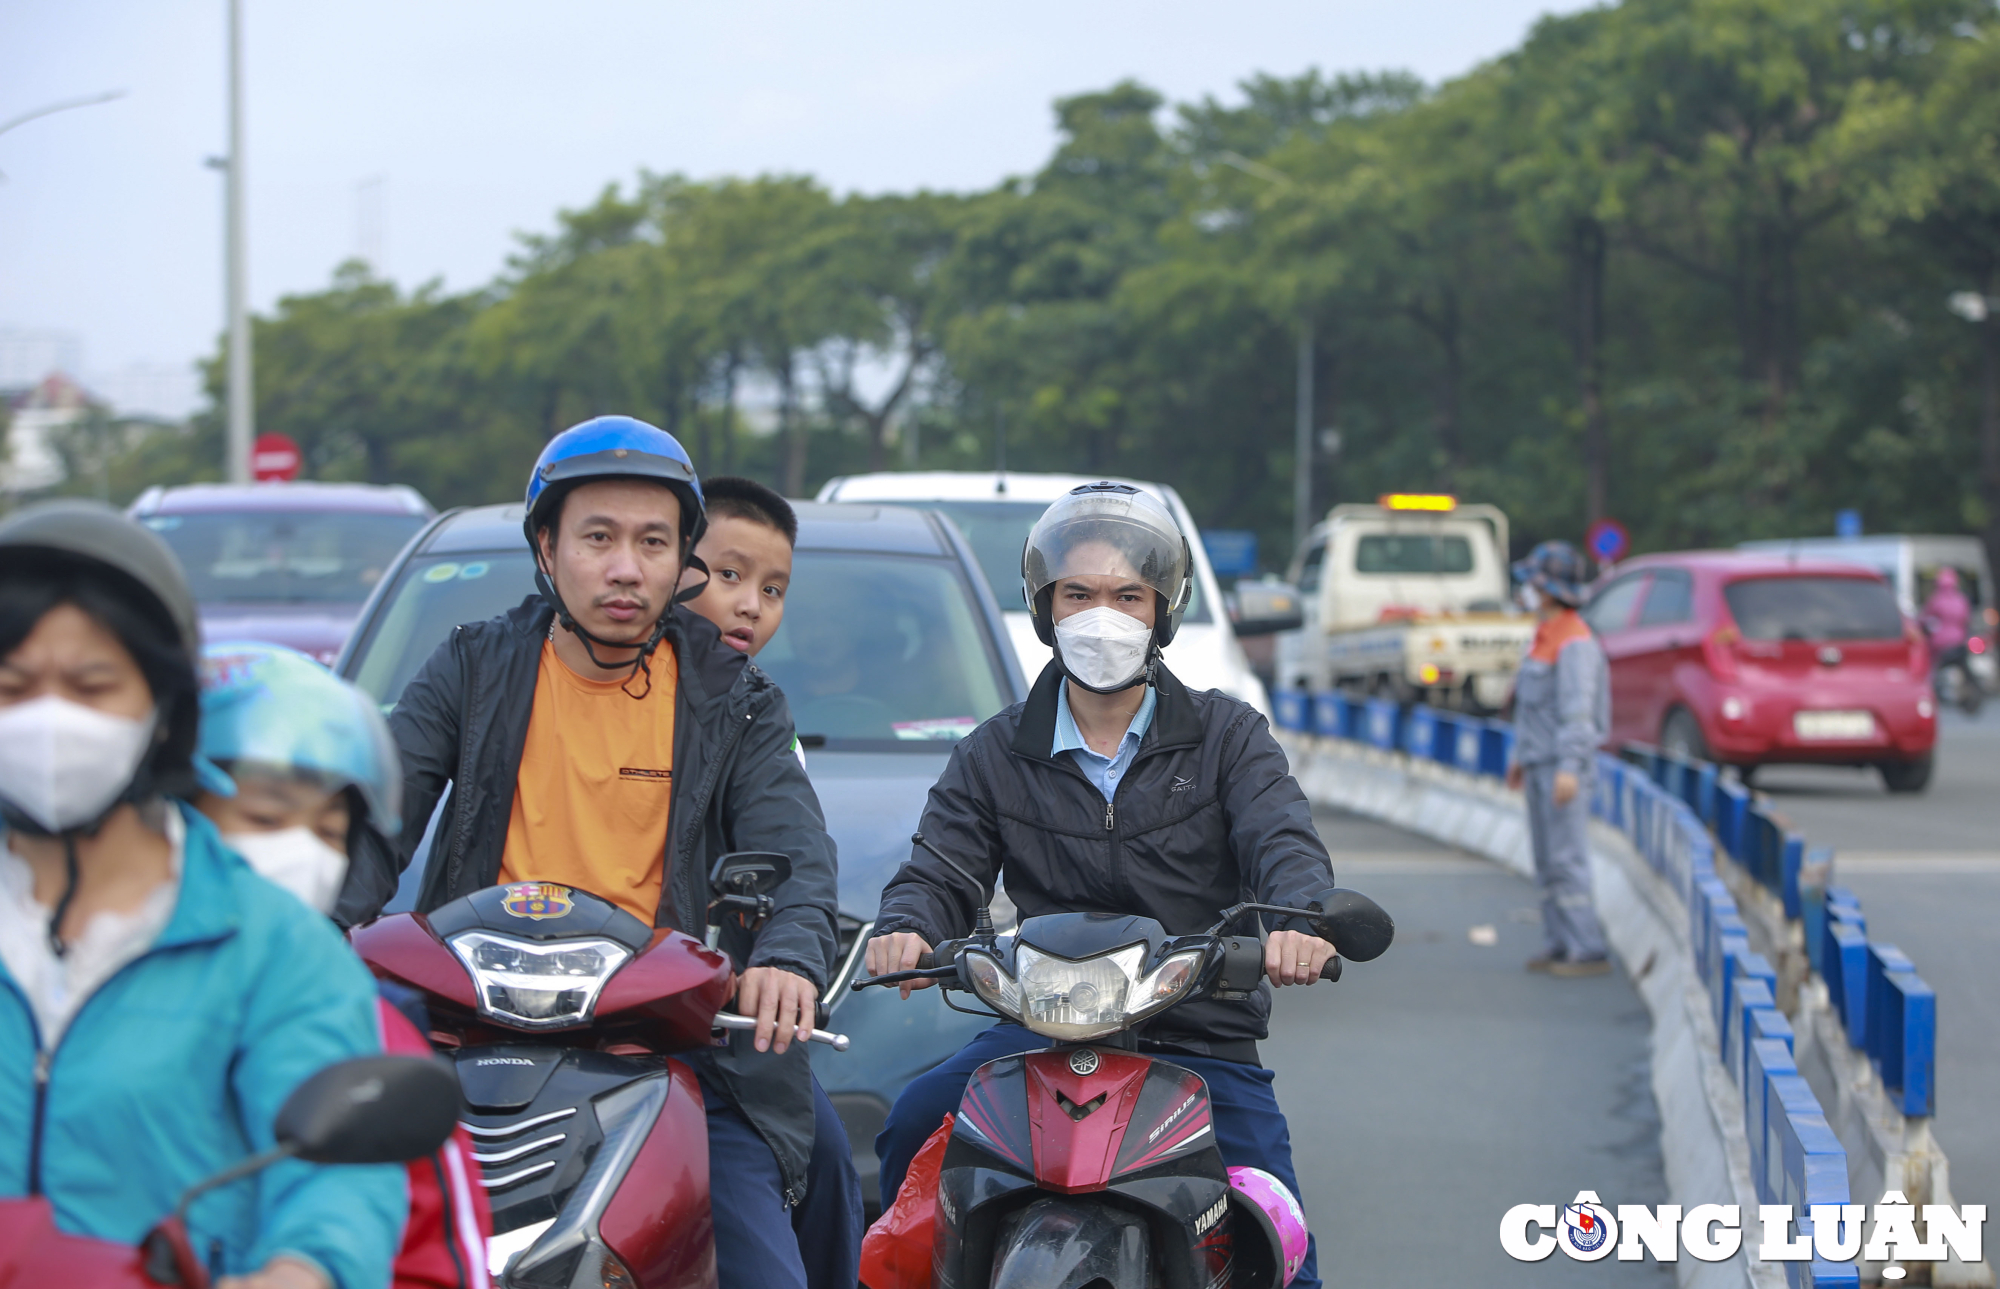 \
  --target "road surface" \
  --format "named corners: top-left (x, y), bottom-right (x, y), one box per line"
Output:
top-left (1263, 807), bottom-right (1672, 1285)
top-left (1751, 713), bottom-right (1999, 1211)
